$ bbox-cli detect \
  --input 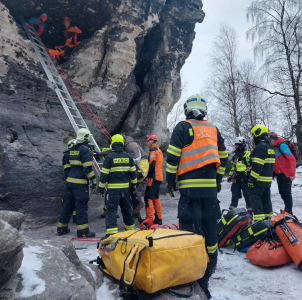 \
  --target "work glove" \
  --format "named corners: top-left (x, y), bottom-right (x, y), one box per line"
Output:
top-left (166, 183), bottom-right (175, 198)
top-left (130, 184), bottom-right (137, 194)
top-left (99, 188), bottom-right (105, 197)
top-left (90, 178), bottom-right (97, 189)
top-left (217, 182), bottom-right (221, 193)
top-left (248, 181), bottom-right (254, 189)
